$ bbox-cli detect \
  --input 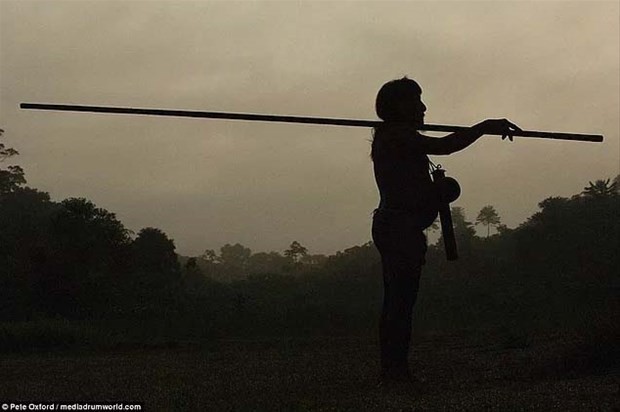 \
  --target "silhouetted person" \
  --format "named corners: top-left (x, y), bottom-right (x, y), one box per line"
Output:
top-left (371, 77), bottom-right (520, 383)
